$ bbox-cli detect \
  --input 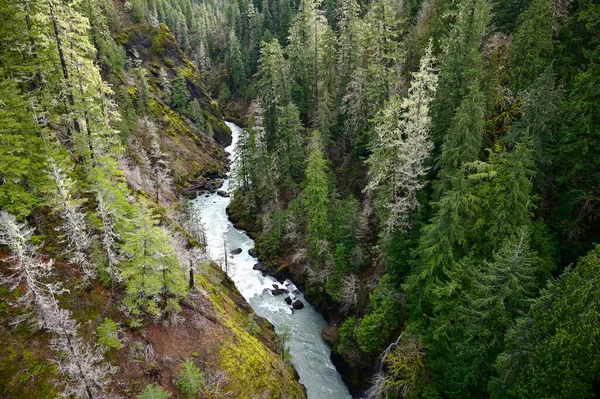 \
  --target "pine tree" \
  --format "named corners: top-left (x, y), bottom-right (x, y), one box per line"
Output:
top-left (256, 38), bottom-right (290, 141)
top-left (304, 130), bottom-right (331, 257)
top-left (228, 29), bottom-right (246, 91)
top-left (430, 0), bottom-right (491, 147)
top-left (121, 202), bottom-right (187, 325)
top-left (508, 0), bottom-right (554, 93)
top-left (276, 102), bottom-right (304, 190)
top-left (0, 78), bottom-right (49, 218)
top-left (436, 80), bottom-right (485, 178)
top-left (187, 98), bottom-right (205, 128)
top-left (136, 67), bottom-right (152, 116)
top-left (433, 228), bottom-right (539, 397)
top-left (170, 73), bottom-right (191, 113)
